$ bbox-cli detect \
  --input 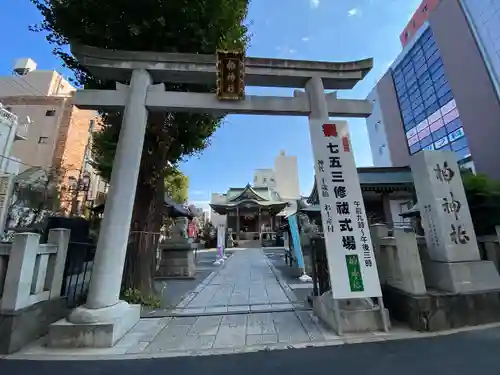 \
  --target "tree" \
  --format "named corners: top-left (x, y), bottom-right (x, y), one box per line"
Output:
top-left (31, 0), bottom-right (250, 296)
top-left (462, 171), bottom-right (500, 235)
top-left (164, 166), bottom-right (189, 204)
top-left (6, 167), bottom-right (62, 233)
